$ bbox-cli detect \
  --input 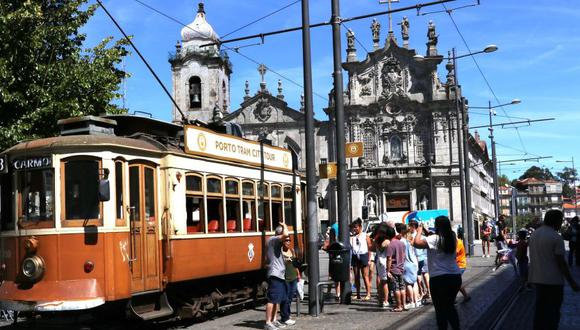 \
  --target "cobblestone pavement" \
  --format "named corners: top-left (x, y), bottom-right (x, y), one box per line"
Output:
top-left (183, 243), bottom-right (521, 330)
top-left (498, 262), bottom-right (580, 330)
